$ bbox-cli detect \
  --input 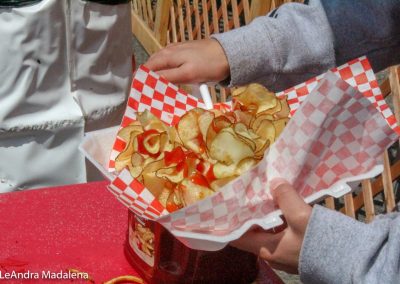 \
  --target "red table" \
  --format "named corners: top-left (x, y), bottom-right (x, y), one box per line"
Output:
top-left (0, 181), bottom-right (283, 284)
top-left (0, 181), bottom-right (140, 283)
